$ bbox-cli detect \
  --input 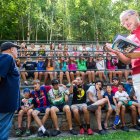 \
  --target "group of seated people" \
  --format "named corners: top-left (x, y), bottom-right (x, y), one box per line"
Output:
top-left (16, 42), bottom-right (132, 86)
top-left (15, 75), bottom-right (140, 138)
